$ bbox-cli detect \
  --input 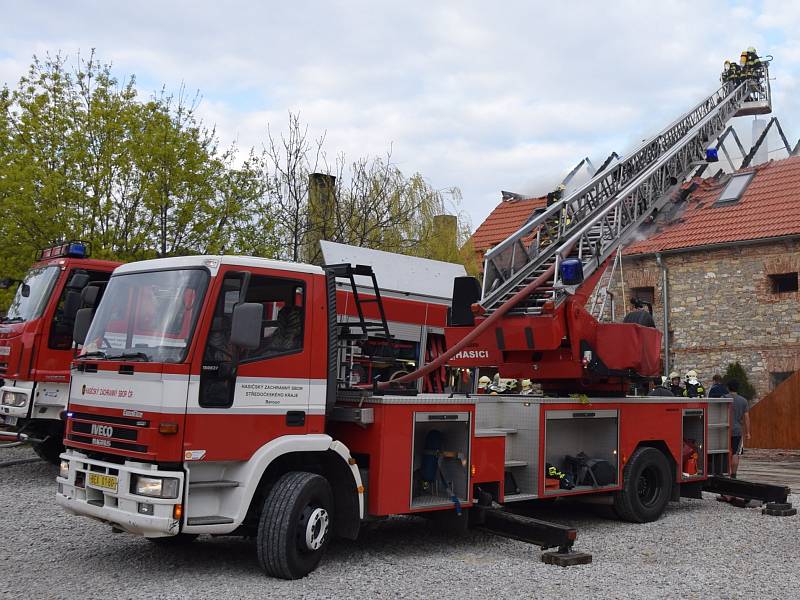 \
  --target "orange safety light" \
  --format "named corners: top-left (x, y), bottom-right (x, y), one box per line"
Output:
top-left (173, 504), bottom-right (183, 520)
top-left (158, 422), bottom-right (179, 434)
